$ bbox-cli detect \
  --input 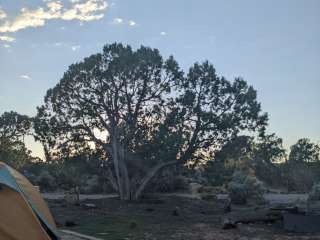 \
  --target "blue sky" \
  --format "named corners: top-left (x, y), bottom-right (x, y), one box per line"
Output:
top-left (0, 0), bottom-right (319, 157)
